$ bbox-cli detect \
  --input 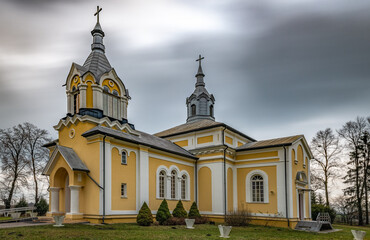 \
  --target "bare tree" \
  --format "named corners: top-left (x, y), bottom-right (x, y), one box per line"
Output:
top-left (338, 117), bottom-right (368, 225)
top-left (311, 128), bottom-right (342, 207)
top-left (0, 125), bottom-right (28, 208)
top-left (20, 123), bottom-right (50, 204)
